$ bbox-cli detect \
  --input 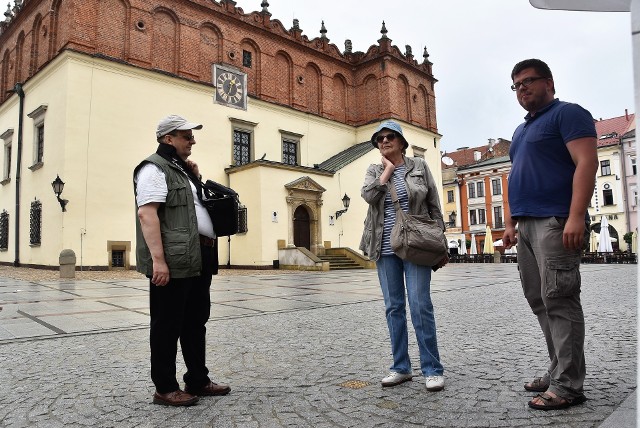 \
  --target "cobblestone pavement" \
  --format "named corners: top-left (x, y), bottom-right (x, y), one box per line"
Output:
top-left (0, 264), bottom-right (636, 427)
